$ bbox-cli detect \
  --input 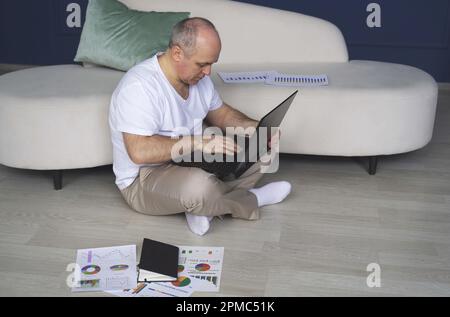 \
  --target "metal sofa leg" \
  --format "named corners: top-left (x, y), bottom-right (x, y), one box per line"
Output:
top-left (368, 156), bottom-right (378, 175)
top-left (53, 170), bottom-right (63, 190)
